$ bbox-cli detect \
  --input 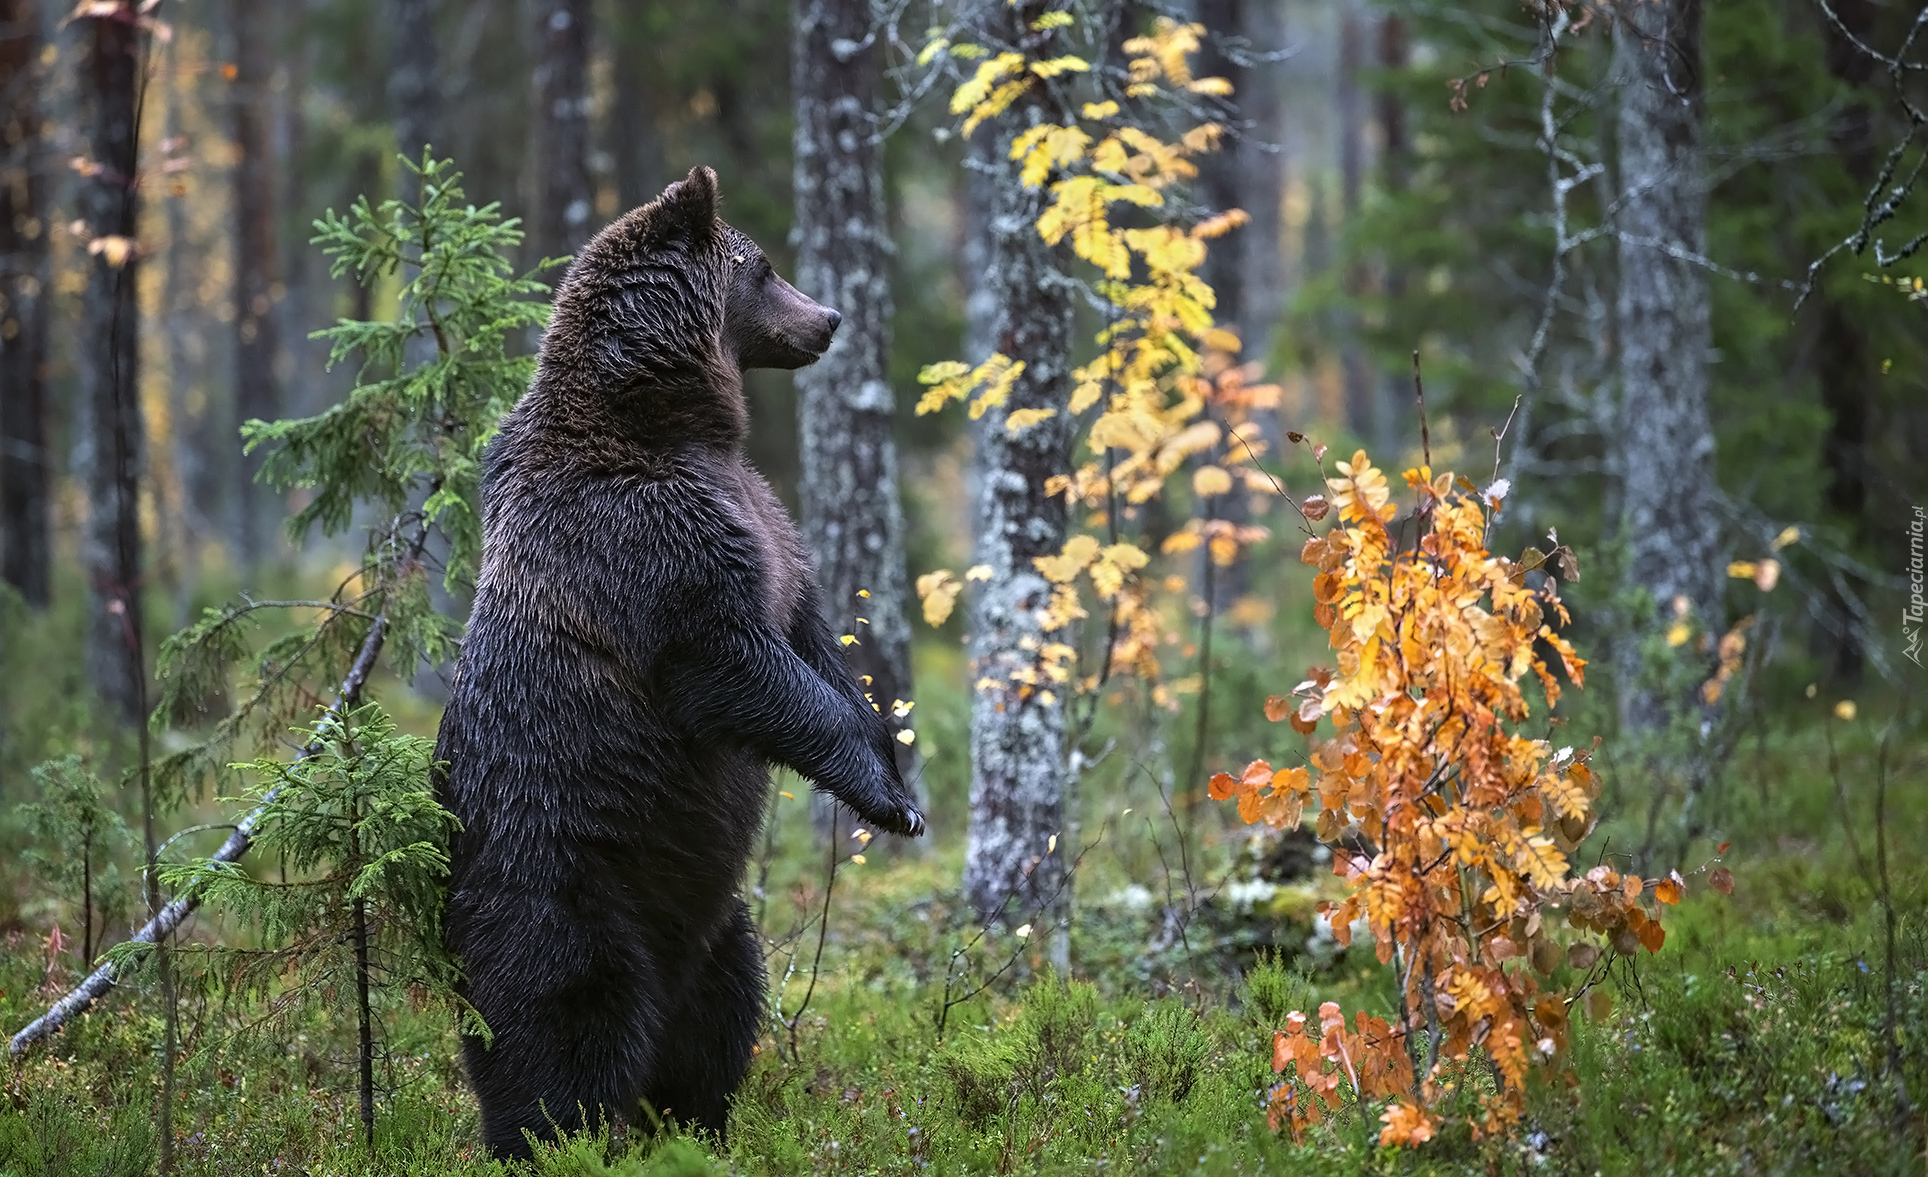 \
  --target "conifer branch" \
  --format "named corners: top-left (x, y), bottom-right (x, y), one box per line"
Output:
top-left (11, 543), bottom-right (414, 1055)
